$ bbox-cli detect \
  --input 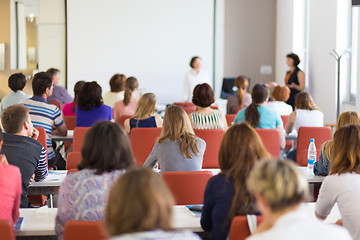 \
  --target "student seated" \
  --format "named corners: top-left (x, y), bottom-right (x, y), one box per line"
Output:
top-left (247, 159), bottom-right (351, 240)
top-left (103, 74), bottom-right (127, 108)
top-left (124, 93), bottom-right (162, 133)
top-left (114, 77), bottom-right (139, 123)
top-left (21, 72), bottom-right (67, 169)
top-left (46, 68), bottom-right (73, 105)
top-left (75, 81), bottom-right (113, 127)
top-left (226, 75), bottom-right (251, 114)
top-left (314, 111), bottom-right (360, 176)
top-left (0, 73), bottom-right (29, 114)
top-left (144, 105), bottom-right (206, 173)
top-left (201, 123), bottom-right (270, 240)
top-left (316, 125), bottom-right (360, 239)
top-left (62, 81), bottom-right (85, 117)
top-left (190, 83), bottom-right (227, 130)
top-left (1, 104), bottom-right (48, 208)
top-left (0, 138), bottom-right (22, 224)
top-left (265, 85), bottom-right (293, 116)
top-left (55, 121), bottom-right (135, 240)
top-left (234, 84), bottom-right (285, 149)
top-left (105, 167), bottom-right (200, 240)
